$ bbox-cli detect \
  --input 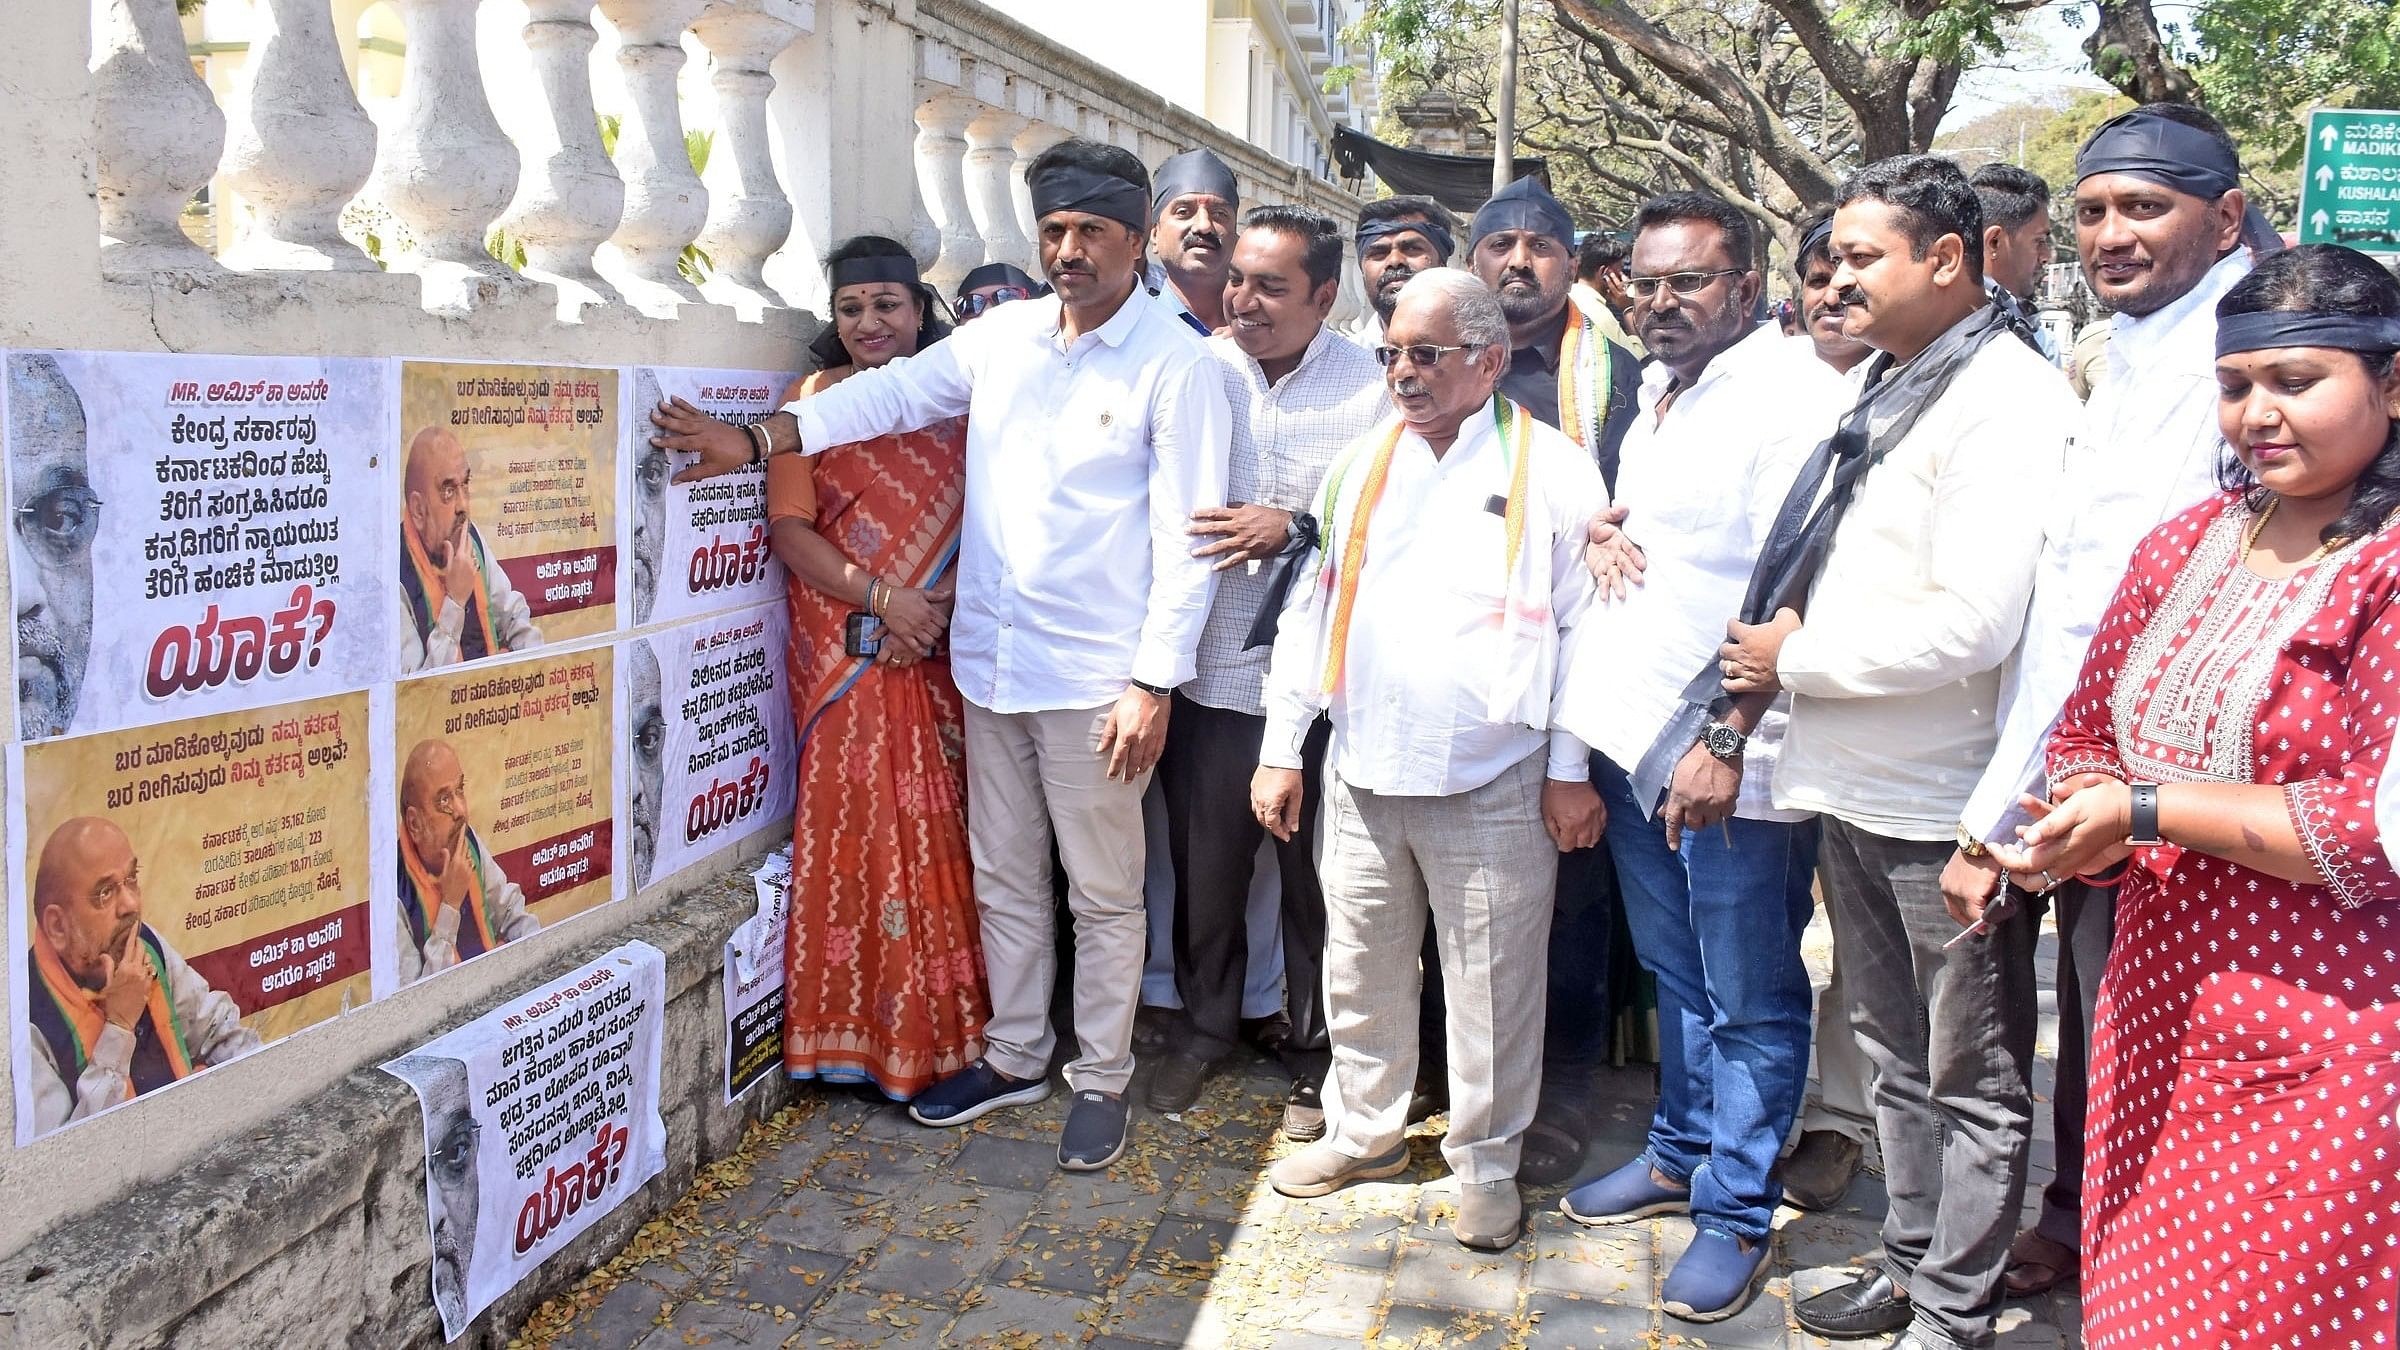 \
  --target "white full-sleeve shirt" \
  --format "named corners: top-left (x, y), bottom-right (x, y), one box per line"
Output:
top-left (789, 286), bottom-right (1232, 713)
top-left (1771, 327), bottom-right (2080, 840)
top-left (1260, 402), bottom-right (1607, 797)
top-left (1556, 326), bottom-right (1853, 821)
top-left (1959, 250), bottom-right (2250, 843)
